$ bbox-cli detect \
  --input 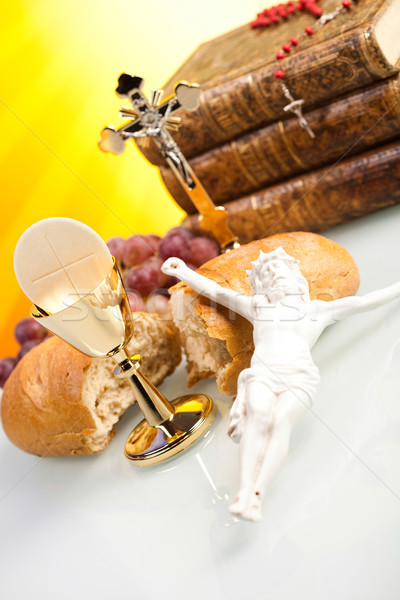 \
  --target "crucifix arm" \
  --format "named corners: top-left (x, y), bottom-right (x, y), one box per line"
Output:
top-left (158, 97), bottom-right (178, 127)
top-left (128, 131), bottom-right (147, 138)
top-left (161, 257), bottom-right (252, 319)
top-left (324, 280), bottom-right (400, 322)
